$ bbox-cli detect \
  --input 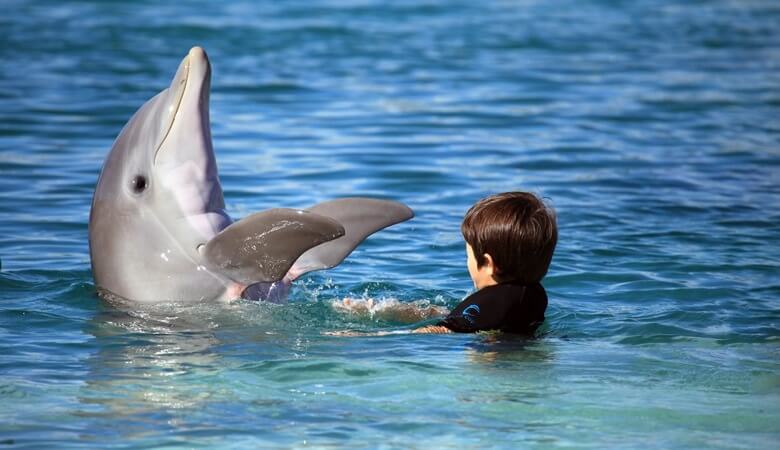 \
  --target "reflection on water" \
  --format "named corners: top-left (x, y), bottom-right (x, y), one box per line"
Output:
top-left (81, 302), bottom-right (224, 423)
top-left (74, 297), bottom-right (564, 443)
